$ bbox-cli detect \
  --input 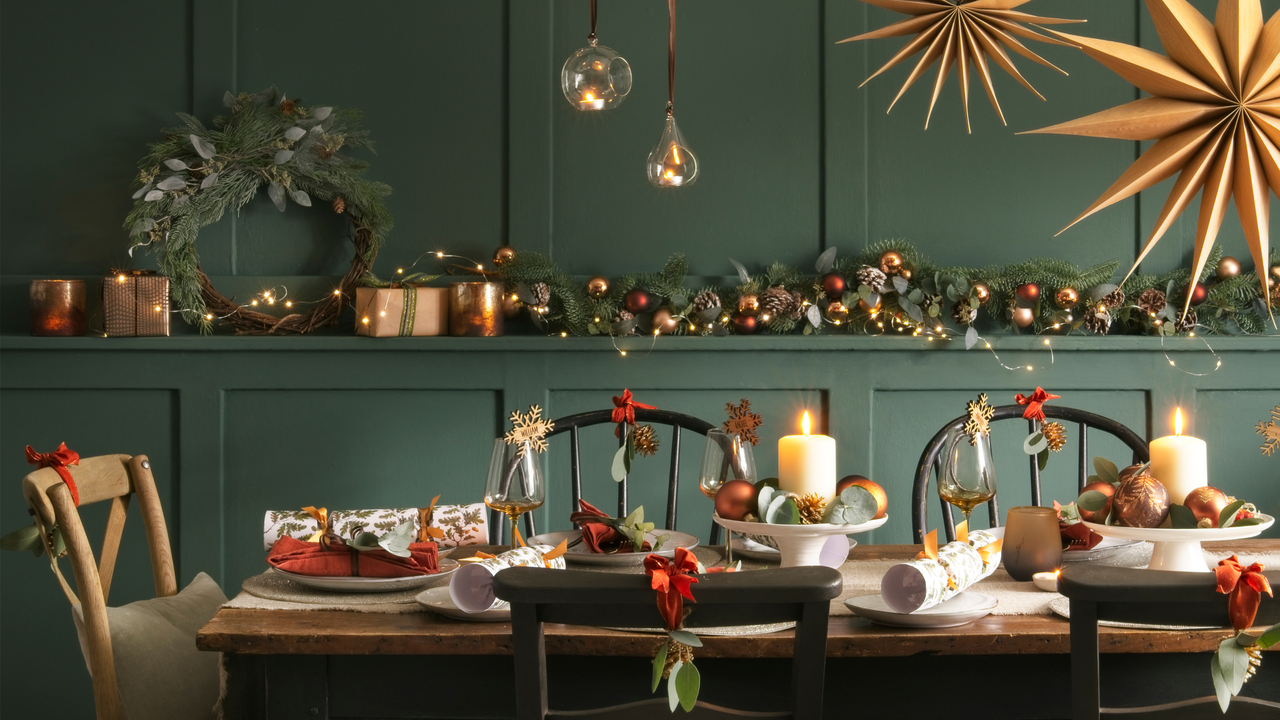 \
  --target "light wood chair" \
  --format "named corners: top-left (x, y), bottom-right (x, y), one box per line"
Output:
top-left (22, 454), bottom-right (177, 720)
